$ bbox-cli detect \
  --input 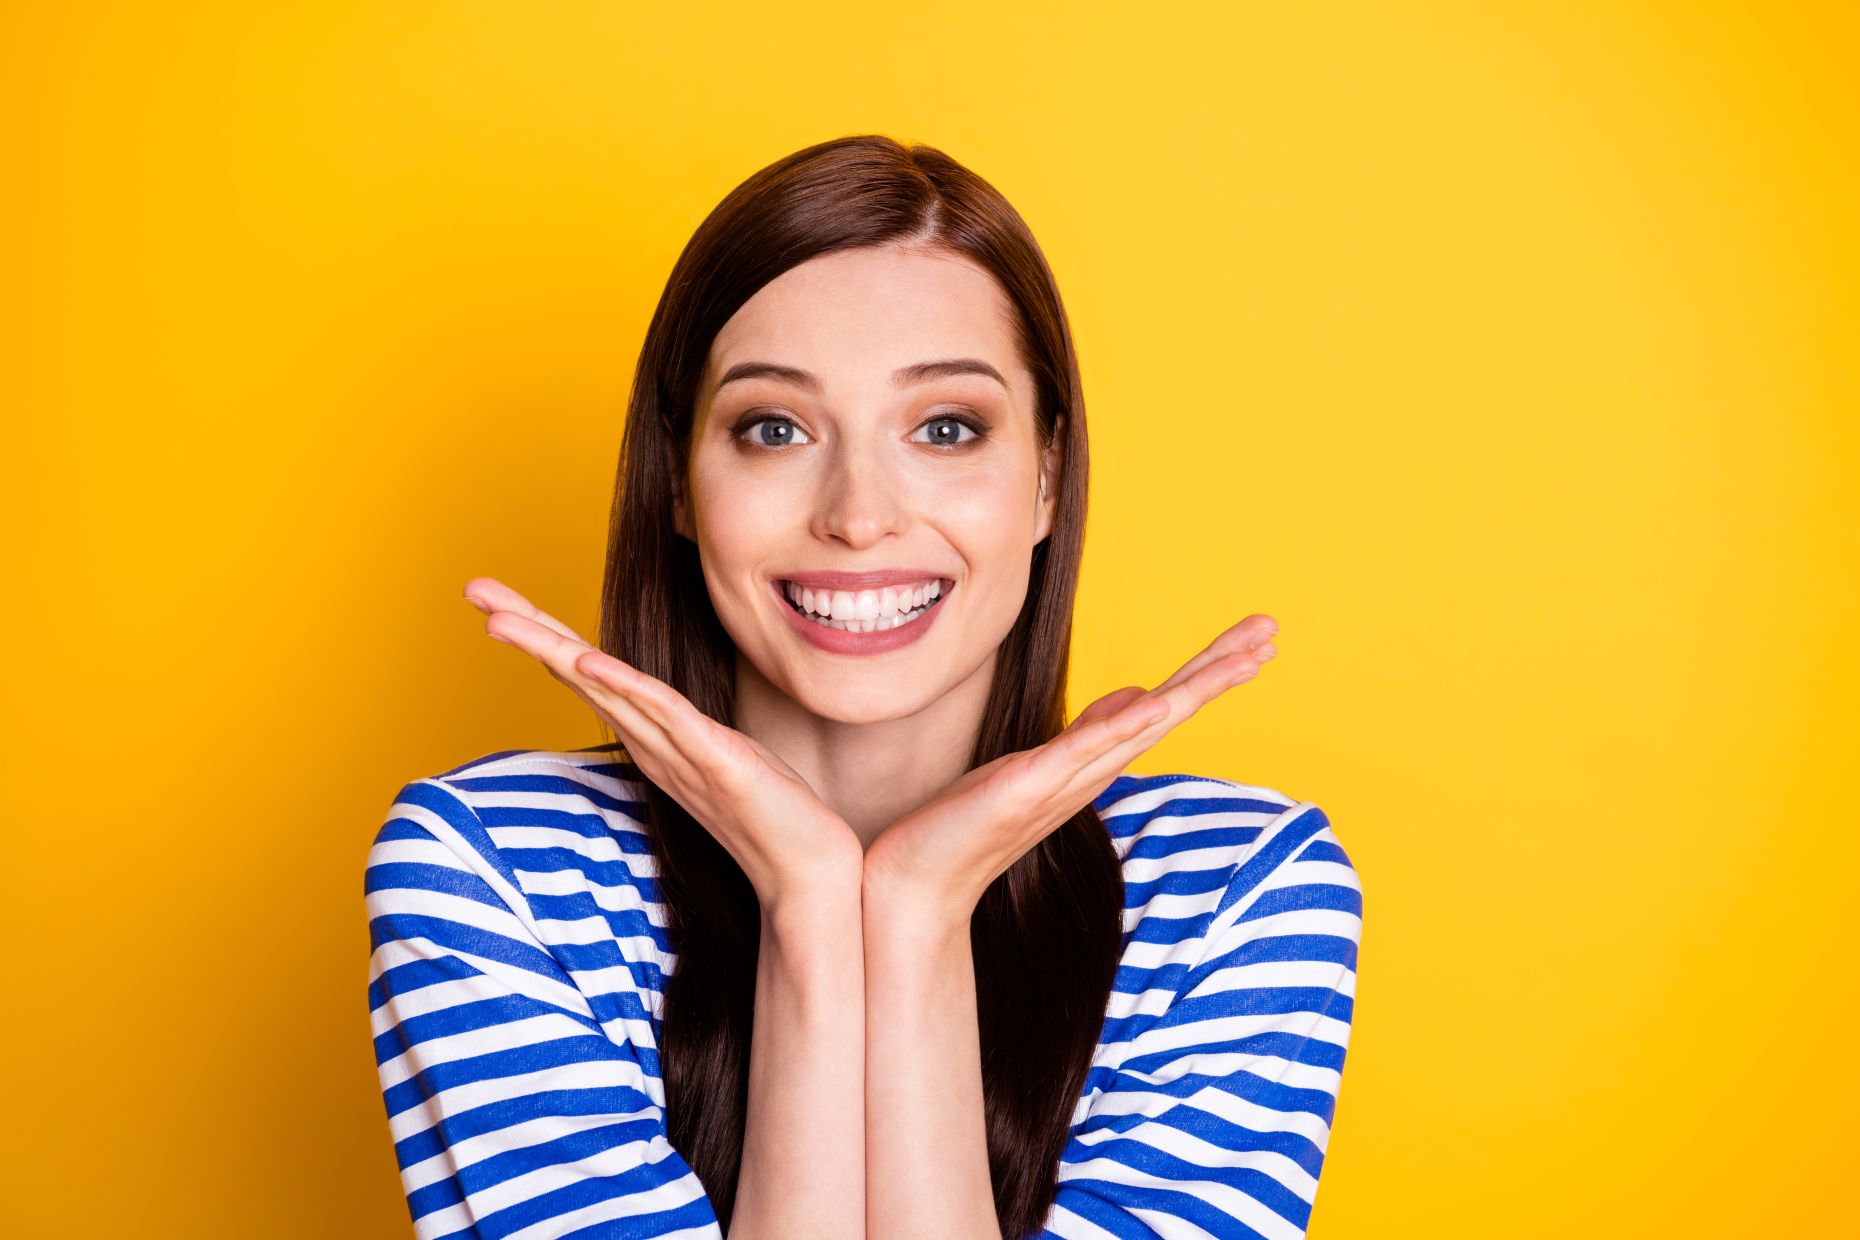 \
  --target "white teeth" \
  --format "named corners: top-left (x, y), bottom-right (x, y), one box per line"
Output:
top-left (781, 577), bottom-right (949, 630)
